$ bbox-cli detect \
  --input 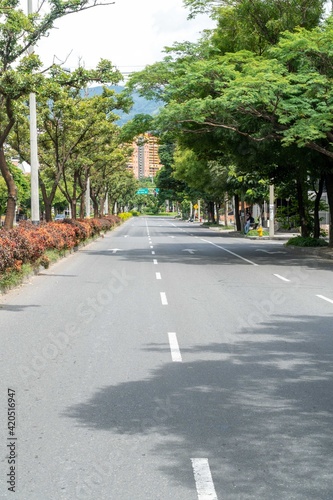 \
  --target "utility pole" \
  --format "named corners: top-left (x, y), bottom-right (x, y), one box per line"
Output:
top-left (269, 184), bottom-right (275, 238)
top-left (28, 0), bottom-right (40, 224)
